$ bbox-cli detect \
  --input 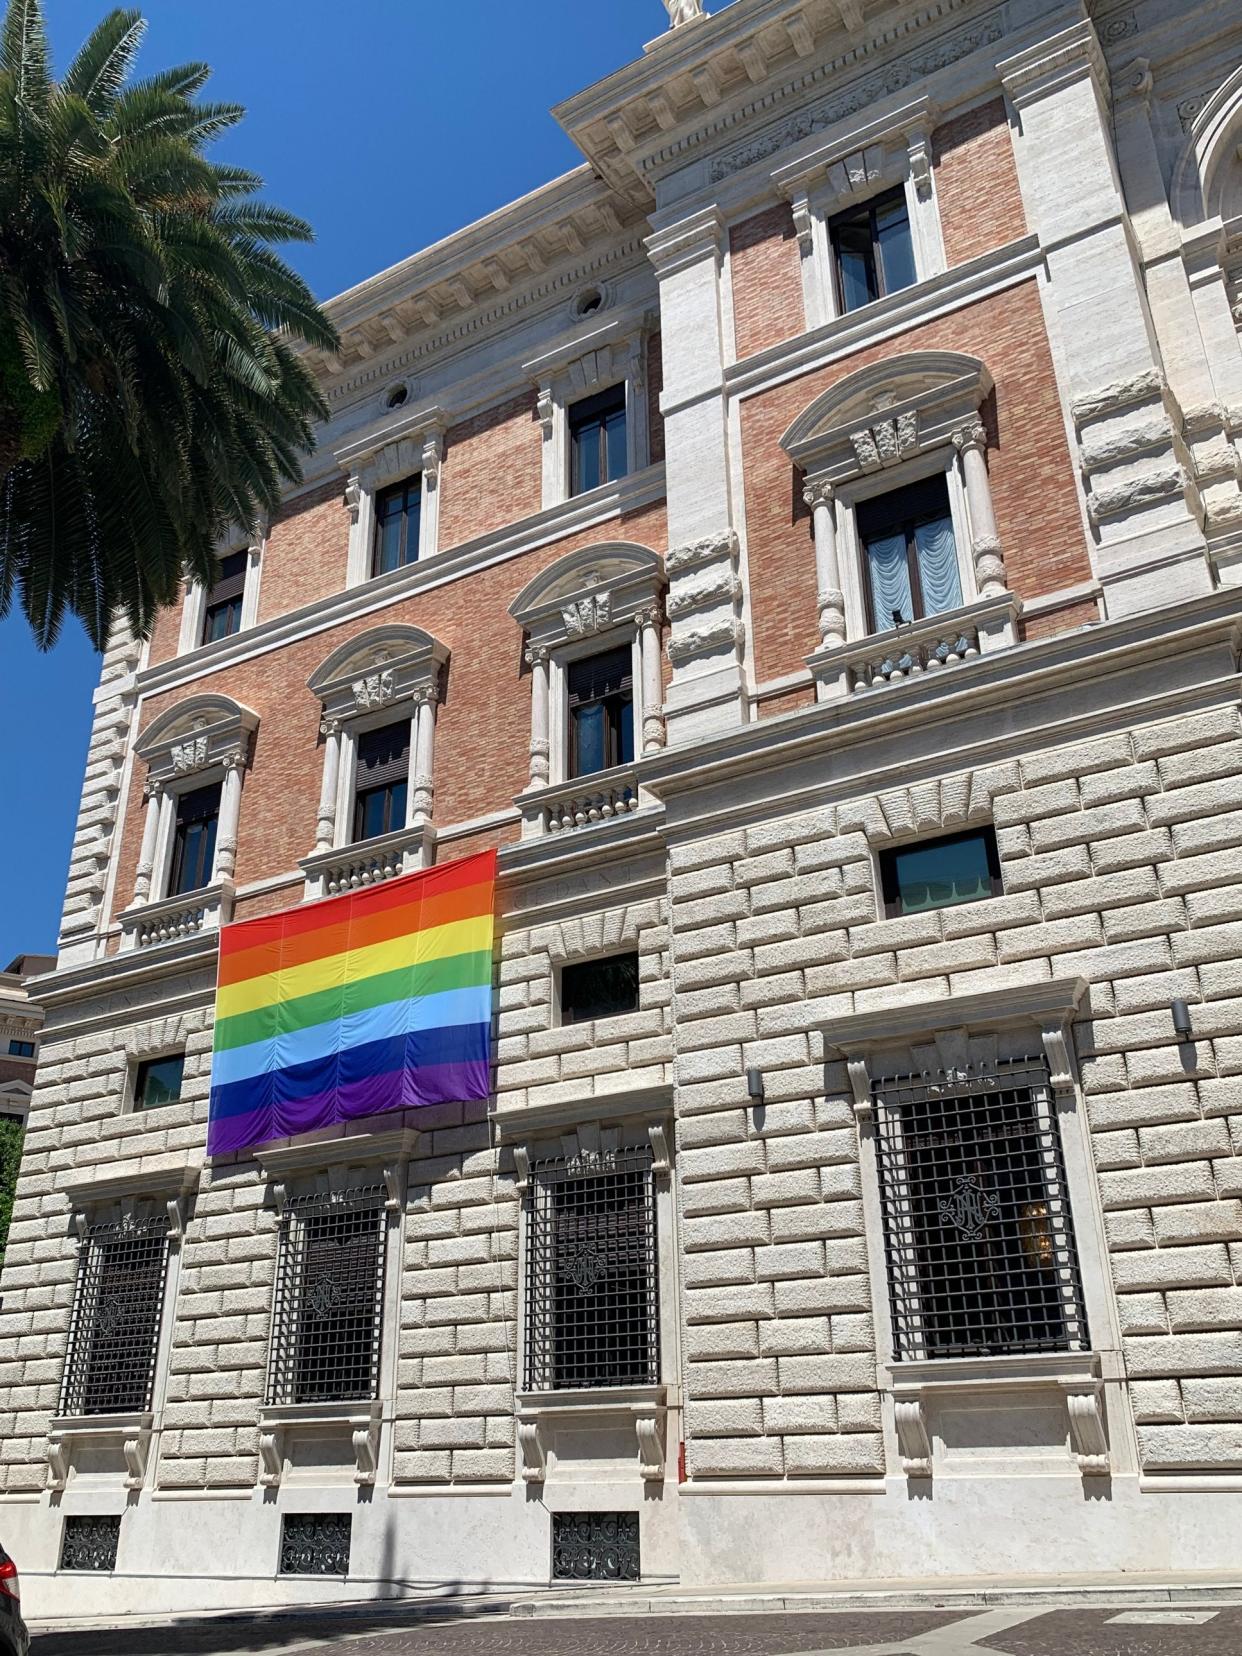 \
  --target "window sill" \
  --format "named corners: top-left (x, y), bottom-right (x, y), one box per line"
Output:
top-left (47, 1412), bottom-right (155, 1492)
top-left (257, 1400), bottom-right (382, 1489)
top-left (881, 1349), bottom-right (1110, 1480)
top-left (117, 879), bottom-right (234, 953)
top-left (807, 592), bottom-right (1021, 701)
top-left (514, 1386), bottom-right (671, 1484)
